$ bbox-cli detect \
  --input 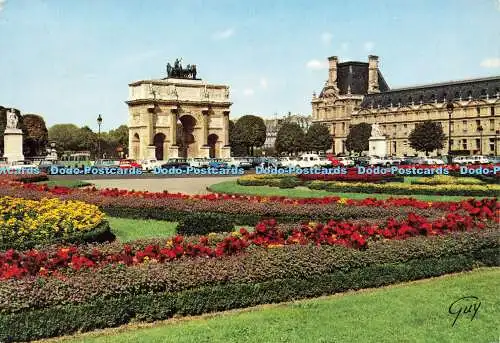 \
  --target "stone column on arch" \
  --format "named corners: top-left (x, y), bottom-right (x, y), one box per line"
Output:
top-left (168, 106), bottom-right (180, 158)
top-left (220, 110), bottom-right (231, 158)
top-left (201, 108), bottom-right (210, 146)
